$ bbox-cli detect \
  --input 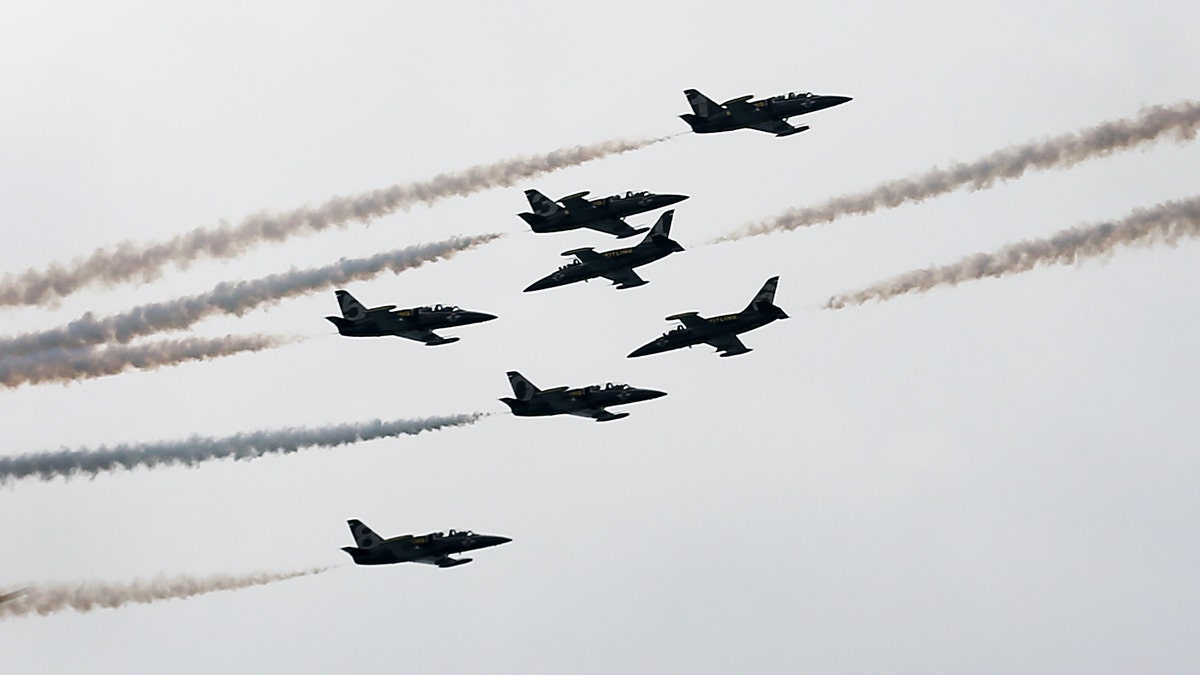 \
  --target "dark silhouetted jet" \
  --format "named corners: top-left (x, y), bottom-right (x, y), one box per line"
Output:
top-left (499, 371), bottom-right (666, 422)
top-left (340, 520), bottom-right (511, 568)
top-left (325, 290), bottom-right (496, 346)
top-left (629, 277), bottom-right (788, 358)
top-left (523, 211), bottom-right (683, 292)
top-left (518, 189), bottom-right (687, 238)
top-left (679, 89), bottom-right (851, 137)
